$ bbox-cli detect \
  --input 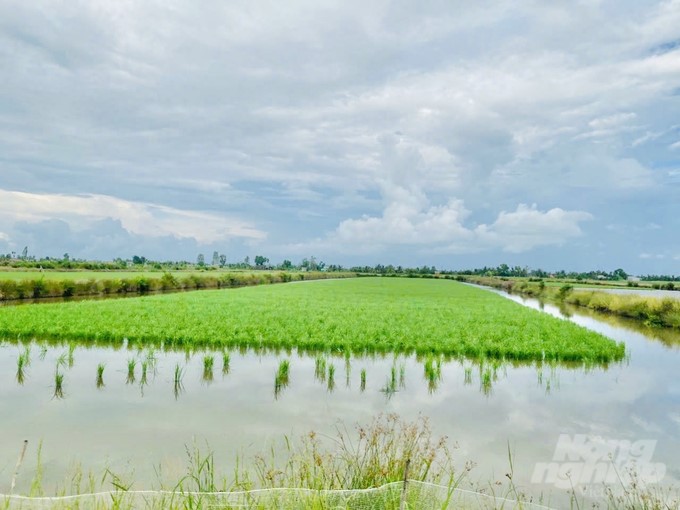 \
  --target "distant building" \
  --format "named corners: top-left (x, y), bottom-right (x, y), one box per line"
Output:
top-left (627, 276), bottom-right (641, 282)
